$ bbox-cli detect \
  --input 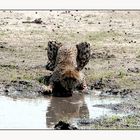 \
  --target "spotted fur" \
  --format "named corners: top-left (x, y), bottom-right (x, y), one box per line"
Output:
top-left (45, 41), bottom-right (91, 95)
top-left (46, 41), bottom-right (62, 71)
top-left (76, 42), bottom-right (91, 71)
